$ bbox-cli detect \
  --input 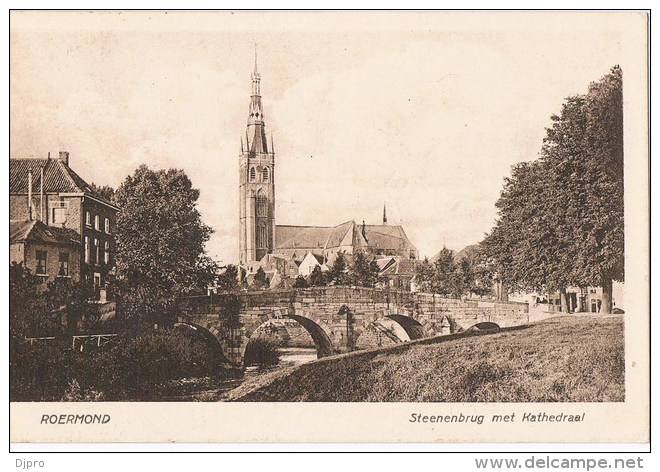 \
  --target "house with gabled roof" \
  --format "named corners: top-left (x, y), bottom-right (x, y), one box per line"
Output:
top-left (10, 219), bottom-right (82, 288)
top-left (9, 152), bottom-right (119, 299)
